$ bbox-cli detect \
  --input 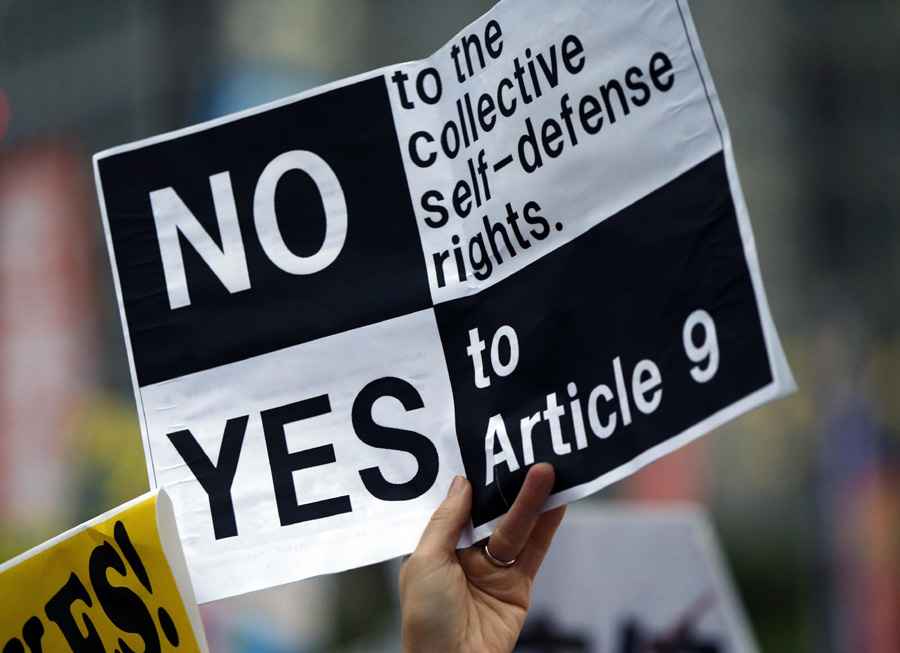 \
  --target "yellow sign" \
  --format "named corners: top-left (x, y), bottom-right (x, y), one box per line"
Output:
top-left (1, 489), bottom-right (208, 652)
